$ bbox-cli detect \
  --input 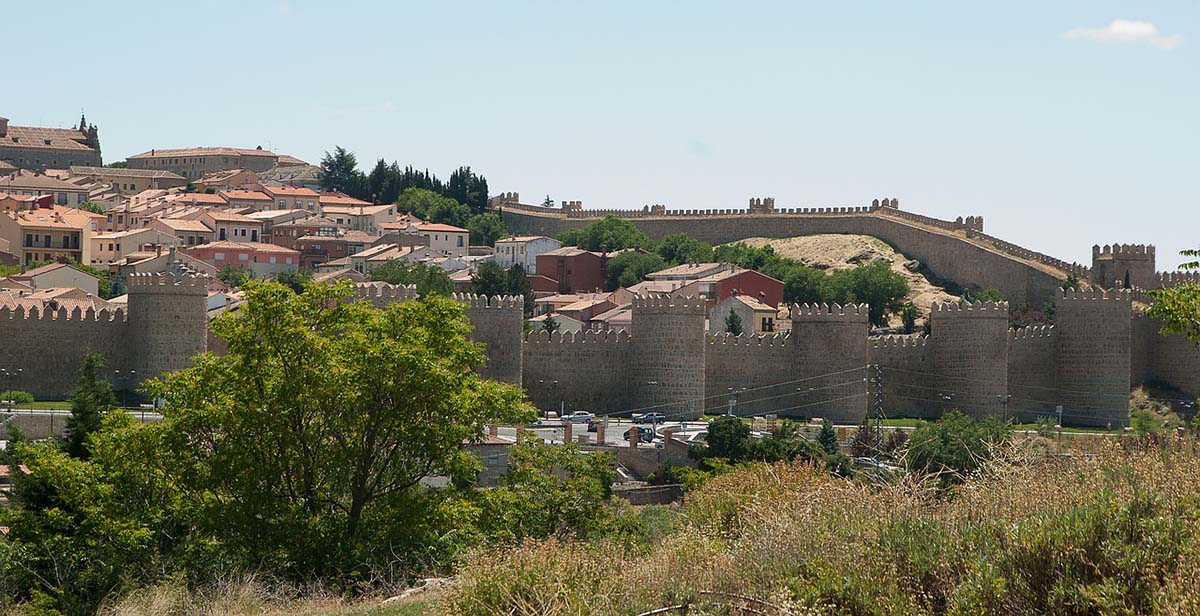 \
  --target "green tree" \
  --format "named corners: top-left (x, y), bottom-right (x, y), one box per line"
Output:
top-left (64, 352), bottom-right (118, 459)
top-left (821, 262), bottom-right (911, 326)
top-left (467, 212), bottom-right (507, 246)
top-left (901, 303), bottom-right (918, 333)
top-left (541, 317), bottom-right (561, 335)
top-left (145, 280), bottom-right (534, 563)
top-left (962, 287), bottom-right (1003, 303)
top-left (905, 411), bottom-right (1010, 480)
top-left (1061, 272), bottom-right (1081, 291)
top-left (817, 419), bottom-right (839, 455)
top-left (319, 146), bottom-right (363, 194)
top-left (369, 260), bottom-right (455, 296)
top-left (476, 439), bottom-right (615, 541)
top-left (217, 264), bottom-right (251, 288)
top-left (78, 201), bottom-right (105, 214)
top-left (558, 216), bottom-right (651, 252)
top-left (506, 263), bottom-right (535, 316)
top-left (605, 251), bottom-right (665, 290)
top-left (274, 269), bottom-right (313, 294)
top-left (396, 187), bottom-right (471, 228)
top-left (471, 261), bottom-right (508, 296)
top-left (105, 160), bottom-right (129, 168)
top-left (724, 308), bottom-right (744, 336)
top-left (654, 234), bottom-right (713, 265)
top-left (1149, 248), bottom-right (1200, 345)
top-left (695, 416), bottom-right (751, 462)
